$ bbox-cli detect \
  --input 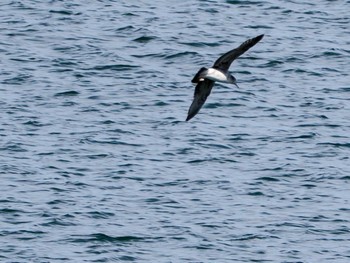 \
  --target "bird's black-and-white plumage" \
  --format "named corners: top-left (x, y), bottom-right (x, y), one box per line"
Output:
top-left (186, 34), bottom-right (264, 121)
